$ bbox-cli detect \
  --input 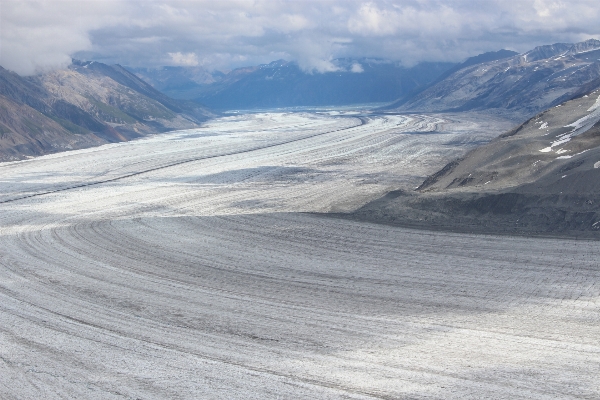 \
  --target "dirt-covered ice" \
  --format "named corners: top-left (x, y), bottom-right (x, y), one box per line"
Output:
top-left (1, 111), bottom-right (598, 399)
